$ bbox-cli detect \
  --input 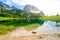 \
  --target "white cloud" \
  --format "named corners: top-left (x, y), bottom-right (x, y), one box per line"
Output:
top-left (9, 0), bottom-right (60, 15)
top-left (3, 0), bottom-right (12, 6)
